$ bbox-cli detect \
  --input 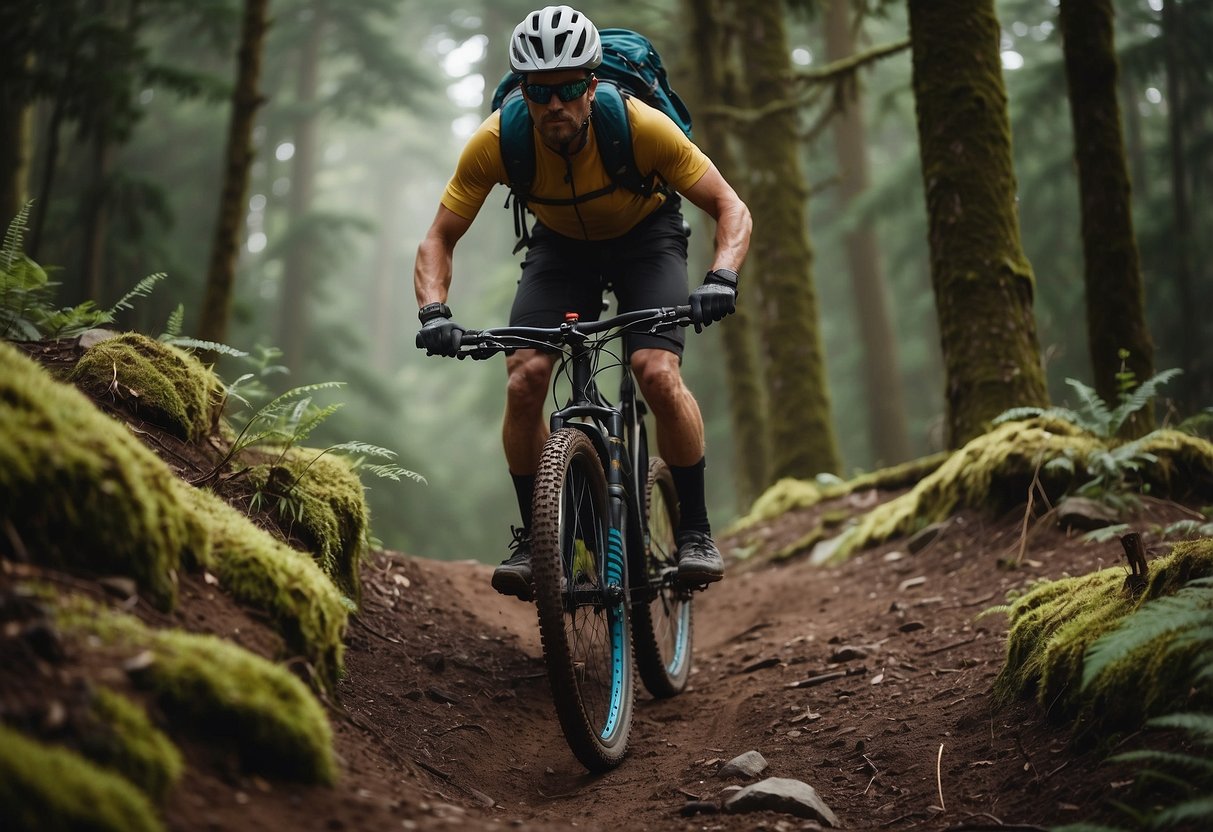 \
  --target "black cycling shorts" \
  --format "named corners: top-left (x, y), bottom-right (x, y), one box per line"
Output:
top-left (509, 198), bottom-right (690, 359)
